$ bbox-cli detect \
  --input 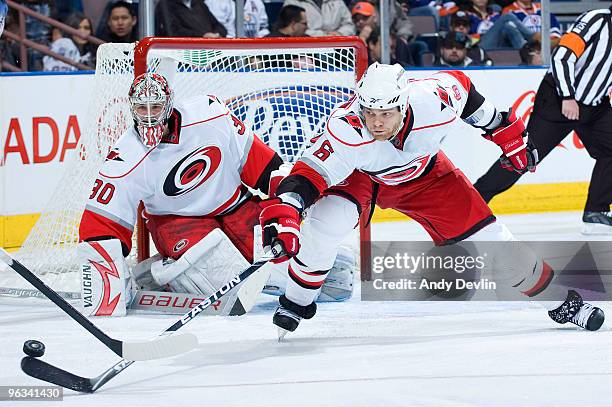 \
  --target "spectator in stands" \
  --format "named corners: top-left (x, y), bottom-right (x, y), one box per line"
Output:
top-left (282, 0), bottom-right (354, 36)
top-left (18, 0), bottom-right (55, 44)
top-left (463, 0), bottom-right (535, 50)
top-left (0, 5), bottom-right (19, 70)
top-left (156, 0), bottom-right (227, 37)
top-left (352, 2), bottom-right (377, 43)
top-left (55, 0), bottom-right (83, 22)
top-left (353, 0), bottom-right (415, 42)
top-left (450, 11), bottom-right (492, 65)
top-left (205, 0), bottom-right (270, 38)
top-left (43, 11), bottom-right (96, 71)
top-left (266, 5), bottom-right (308, 37)
top-left (66, 12), bottom-right (96, 67)
top-left (99, 1), bottom-right (137, 43)
top-left (519, 38), bottom-right (541, 66)
top-left (43, 36), bottom-right (79, 71)
top-left (502, 0), bottom-right (561, 47)
top-left (353, 1), bottom-right (427, 66)
top-left (367, 27), bottom-right (415, 67)
top-left (401, 0), bottom-right (442, 31)
top-left (435, 31), bottom-right (481, 67)
top-left (17, 0), bottom-right (57, 70)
